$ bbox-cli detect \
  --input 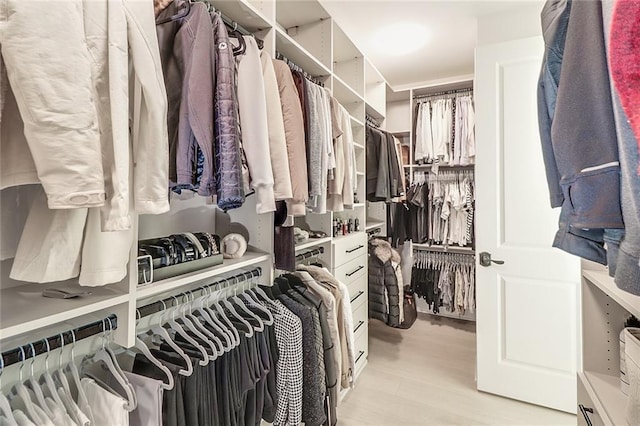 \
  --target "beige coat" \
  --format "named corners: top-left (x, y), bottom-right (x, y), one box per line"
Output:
top-left (260, 52), bottom-right (293, 201)
top-left (297, 264), bottom-right (356, 390)
top-left (272, 59), bottom-right (308, 216)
